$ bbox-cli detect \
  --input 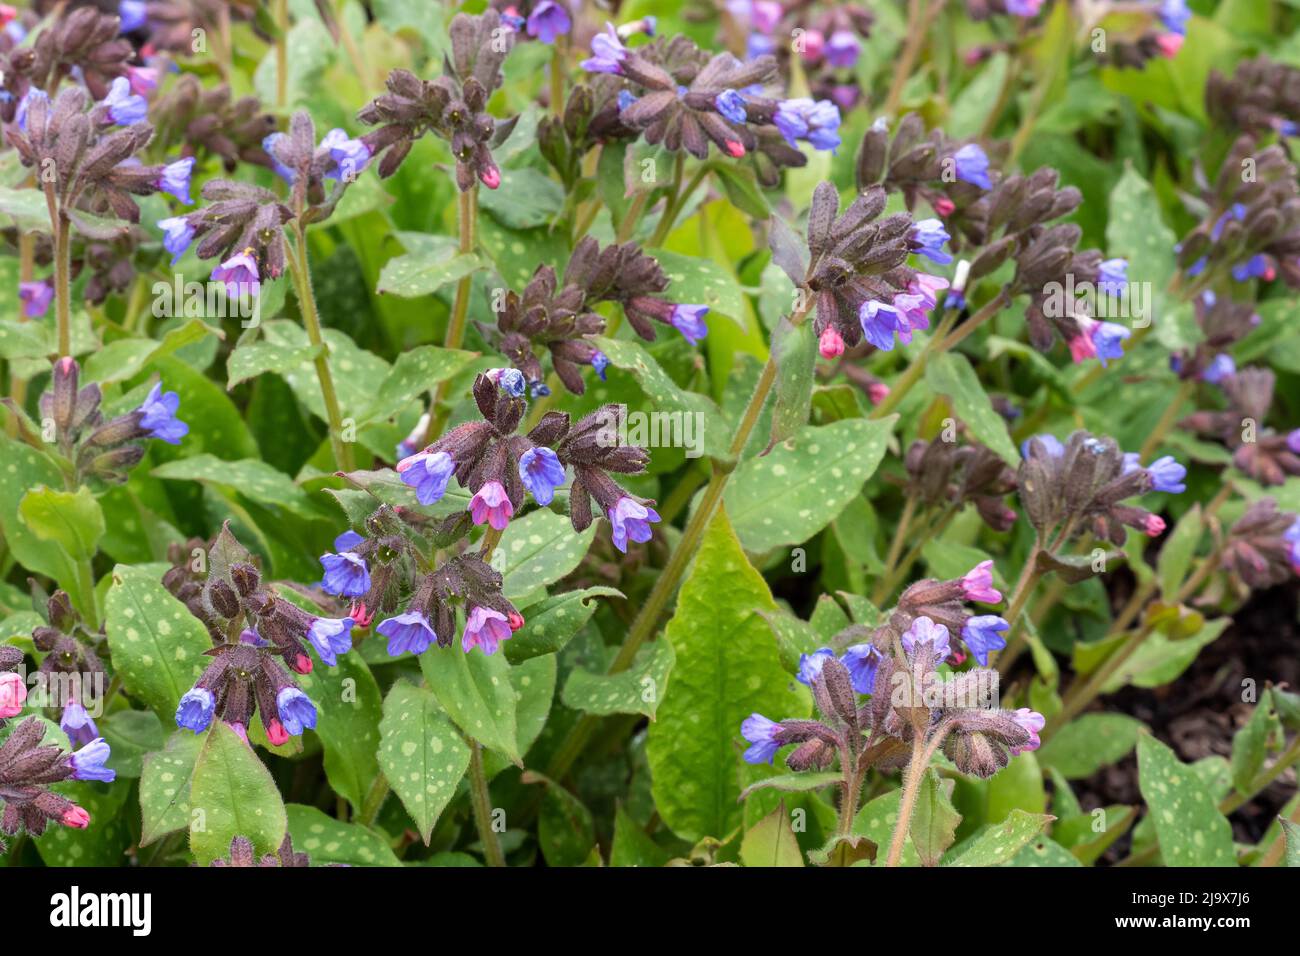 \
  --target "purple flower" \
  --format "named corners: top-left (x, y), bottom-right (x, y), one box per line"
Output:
top-left (592, 350), bottom-right (609, 380)
top-left (961, 560), bottom-right (1002, 604)
top-left (263, 132), bottom-right (296, 183)
top-left (617, 90), bottom-right (637, 112)
top-left (911, 218), bottom-right (952, 265)
top-left (138, 381), bottom-right (189, 444)
top-left (608, 496), bottom-right (660, 553)
top-left (1097, 258), bottom-right (1127, 296)
top-left (398, 450), bottom-right (455, 505)
top-left (462, 605), bottom-right (513, 655)
top-left (1287, 430), bottom-right (1300, 455)
top-left (842, 644), bottom-right (881, 694)
top-left (1158, 0), bottom-right (1191, 35)
top-left (319, 550), bottom-right (370, 597)
top-left (773, 98), bottom-right (842, 152)
top-left (1202, 353), bottom-right (1236, 384)
top-left (519, 446), bottom-right (566, 506)
top-left (961, 615), bottom-right (1009, 666)
top-left (101, 76), bottom-right (148, 125)
top-left (240, 628), bottom-right (268, 647)
top-left (69, 738), bottom-right (115, 783)
top-left (1090, 320), bottom-right (1130, 367)
top-left (741, 713), bottom-right (783, 764)
top-left (1232, 253), bottom-right (1272, 282)
top-left (175, 687), bottom-right (214, 732)
top-left (486, 366), bottom-right (527, 398)
top-left (127, 65), bottom-right (159, 96)
top-left (1006, 0), bottom-right (1045, 15)
top-left (581, 22), bottom-right (628, 74)
top-left (1009, 707), bottom-right (1046, 755)
top-left (526, 1), bottom-right (571, 43)
top-left (157, 216), bottom-right (194, 263)
top-left (796, 647), bottom-right (836, 686)
top-left (118, 0), bottom-right (147, 32)
top-left (746, 32), bottom-right (777, 60)
top-left (211, 250), bottom-right (260, 297)
top-left (14, 89), bottom-right (46, 134)
top-left (321, 128), bottom-right (372, 181)
top-left (952, 143), bottom-right (992, 190)
top-left (530, 380), bottom-right (551, 398)
top-left (19, 280), bottom-right (53, 318)
top-left (901, 616), bottom-right (951, 659)
top-left (378, 611), bottom-right (437, 657)
top-left (469, 480), bottom-right (514, 530)
top-left (859, 300), bottom-right (904, 351)
top-left (61, 700), bottom-right (99, 748)
top-left (715, 89), bottom-right (749, 124)
top-left (156, 157), bottom-right (194, 204)
top-left (1022, 433), bottom-right (1065, 459)
top-left (334, 529), bottom-right (364, 551)
top-left (824, 30), bottom-right (861, 69)
top-left (1146, 455), bottom-right (1187, 494)
top-left (276, 687), bottom-right (317, 736)
top-left (669, 304), bottom-right (709, 344)
top-left (307, 617), bottom-right (354, 667)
